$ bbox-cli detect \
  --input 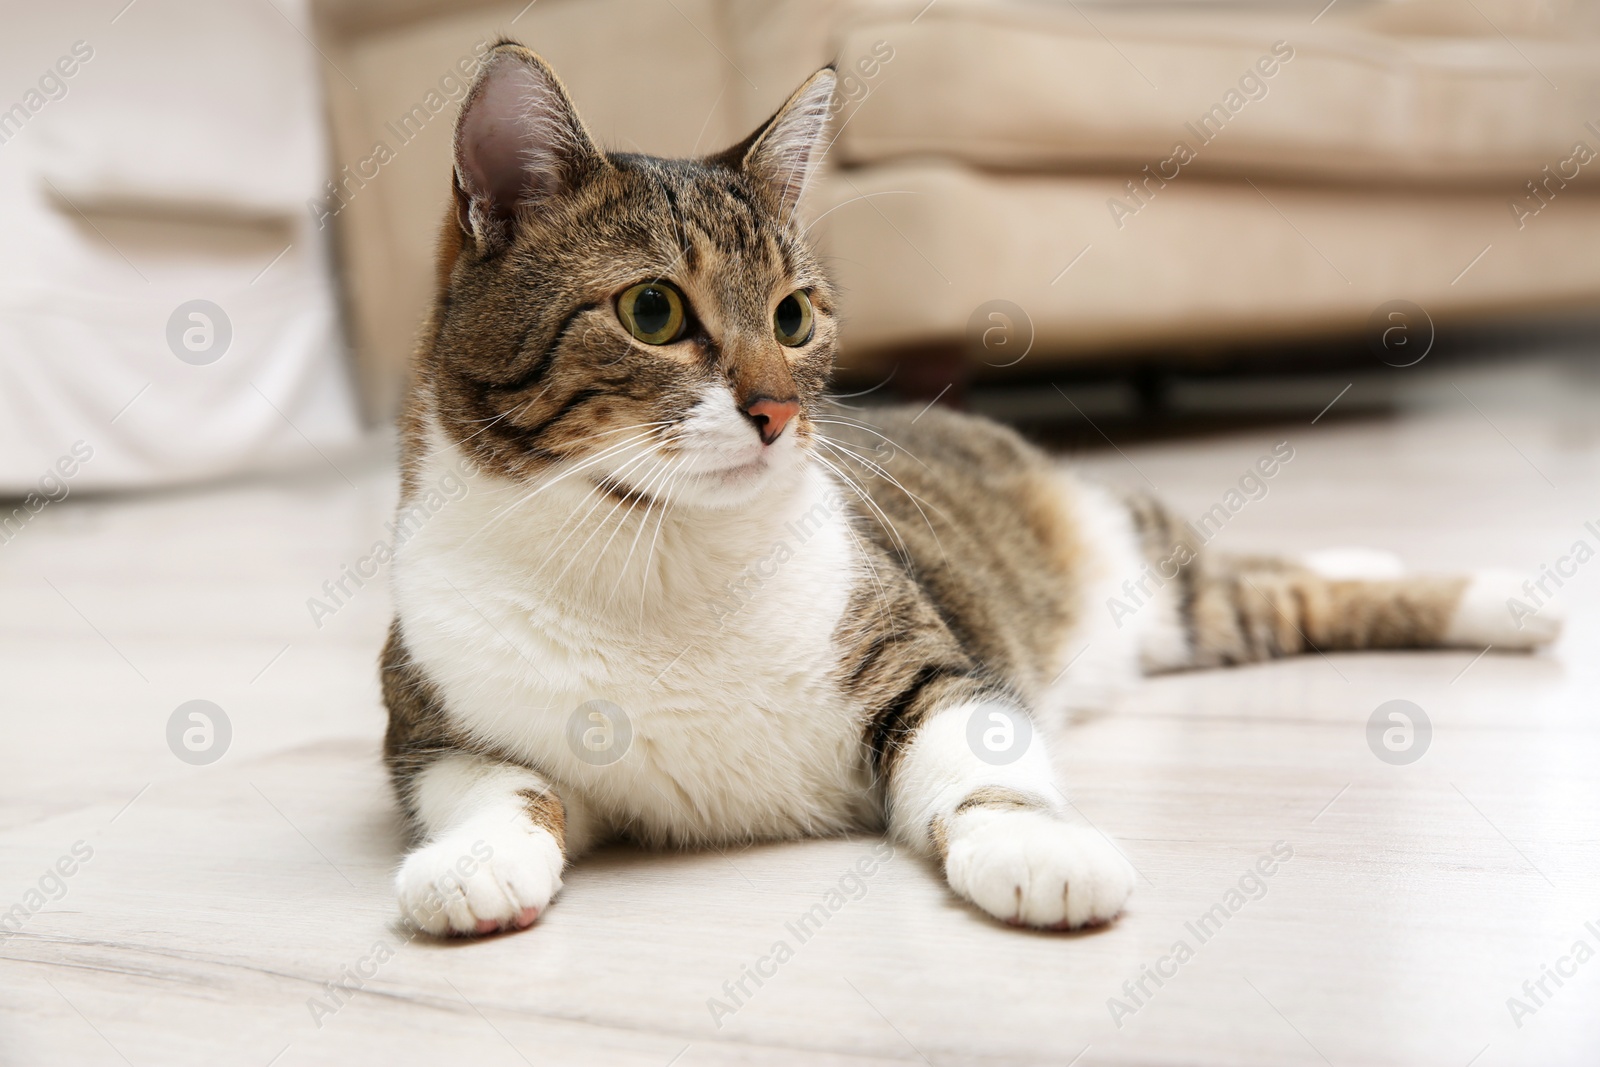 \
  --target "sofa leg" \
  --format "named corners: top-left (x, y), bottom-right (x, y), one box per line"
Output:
top-left (1132, 366), bottom-right (1169, 416)
top-left (890, 344), bottom-right (970, 409)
